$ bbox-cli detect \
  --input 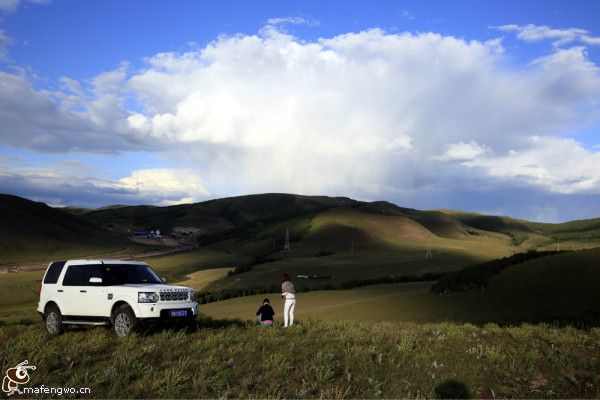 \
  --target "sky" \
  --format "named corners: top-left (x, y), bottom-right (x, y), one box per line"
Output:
top-left (0, 0), bottom-right (600, 222)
